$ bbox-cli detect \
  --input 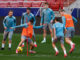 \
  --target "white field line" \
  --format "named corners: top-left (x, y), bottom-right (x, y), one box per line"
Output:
top-left (0, 54), bottom-right (80, 58)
